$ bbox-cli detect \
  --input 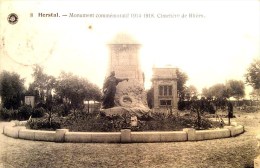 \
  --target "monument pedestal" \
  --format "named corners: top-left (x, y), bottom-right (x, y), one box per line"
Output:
top-left (100, 106), bottom-right (151, 118)
top-left (107, 33), bottom-right (148, 110)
